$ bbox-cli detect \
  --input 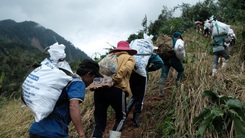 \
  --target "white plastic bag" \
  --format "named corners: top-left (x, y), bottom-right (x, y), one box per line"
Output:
top-left (174, 39), bottom-right (185, 61)
top-left (22, 58), bottom-right (72, 122)
top-left (48, 42), bottom-right (66, 61)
